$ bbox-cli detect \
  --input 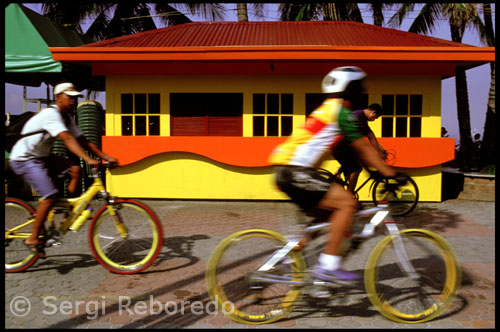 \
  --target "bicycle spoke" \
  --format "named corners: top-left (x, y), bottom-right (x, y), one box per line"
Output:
top-left (365, 230), bottom-right (460, 323)
top-left (5, 199), bottom-right (38, 272)
top-left (206, 230), bottom-right (305, 324)
top-left (89, 201), bottom-right (162, 274)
